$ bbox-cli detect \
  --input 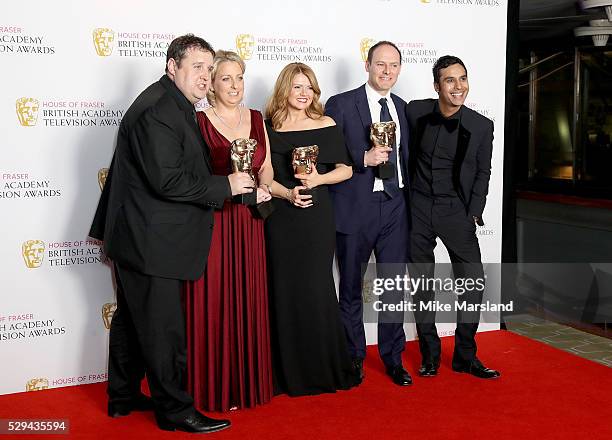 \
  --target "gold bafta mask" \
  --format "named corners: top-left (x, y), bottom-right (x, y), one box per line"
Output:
top-left (16, 97), bottom-right (39, 127)
top-left (235, 34), bottom-right (255, 60)
top-left (370, 121), bottom-right (396, 149)
top-left (230, 138), bottom-right (258, 181)
top-left (292, 145), bottom-right (319, 175)
top-left (362, 279), bottom-right (375, 304)
top-left (93, 28), bottom-right (115, 56)
top-left (26, 378), bottom-right (49, 392)
top-left (102, 302), bottom-right (117, 330)
top-left (22, 240), bottom-right (45, 268)
top-left (360, 38), bottom-right (375, 62)
top-left (98, 168), bottom-right (109, 191)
